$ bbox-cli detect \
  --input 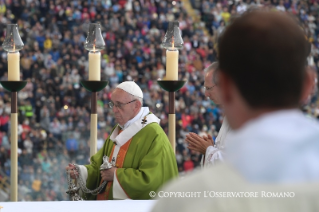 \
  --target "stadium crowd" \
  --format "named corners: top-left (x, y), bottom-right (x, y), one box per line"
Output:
top-left (0, 0), bottom-right (318, 201)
